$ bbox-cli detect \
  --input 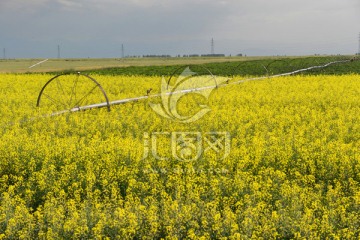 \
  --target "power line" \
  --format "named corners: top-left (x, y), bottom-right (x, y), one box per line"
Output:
top-left (57, 45), bottom-right (61, 59)
top-left (211, 38), bottom-right (214, 55)
top-left (121, 44), bottom-right (124, 58)
top-left (358, 32), bottom-right (360, 55)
